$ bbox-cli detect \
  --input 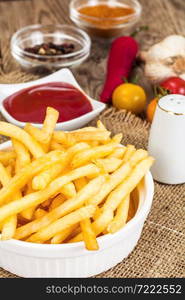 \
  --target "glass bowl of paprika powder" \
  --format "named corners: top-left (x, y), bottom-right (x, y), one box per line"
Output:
top-left (70, 0), bottom-right (142, 39)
